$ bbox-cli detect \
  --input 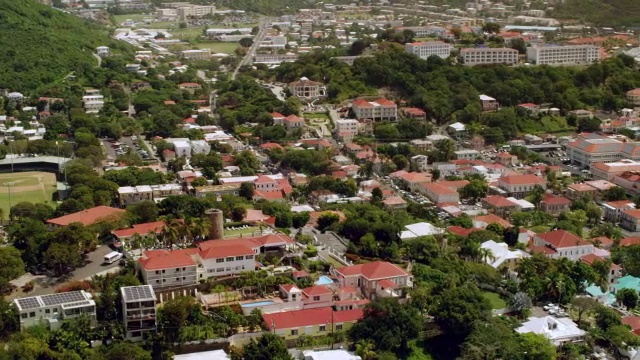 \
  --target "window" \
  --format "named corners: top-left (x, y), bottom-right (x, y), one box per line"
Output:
top-left (319, 325), bottom-right (326, 332)
top-left (162, 270), bottom-right (165, 274)
top-left (226, 257), bottom-right (234, 262)
top-left (313, 296), bottom-right (320, 301)
top-left (216, 258), bottom-right (224, 263)
top-left (176, 268), bottom-right (180, 272)
top-left (21, 313), bottom-right (27, 319)
top-left (291, 329), bottom-right (298, 336)
top-left (156, 280), bottom-right (160, 283)
top-left (176, 278), bottom-right (180, 281)
top-left (335, 324), bottom-right (343, 330)
top-left (236, 256), bottom-right (244, 261)
top-left (45, 309), bottom-right (50, 314)
top-left (29, 312), bottom-right (35, 318)
top-left (155, 270), bottom-right (160, 275)
top-left (217, 268), bottom-right (224, 272)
